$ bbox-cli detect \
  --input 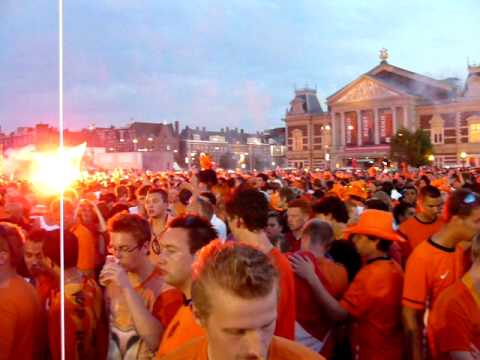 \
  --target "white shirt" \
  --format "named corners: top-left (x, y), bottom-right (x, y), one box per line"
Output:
top-left (211, 214), bottom-right (227, 242)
